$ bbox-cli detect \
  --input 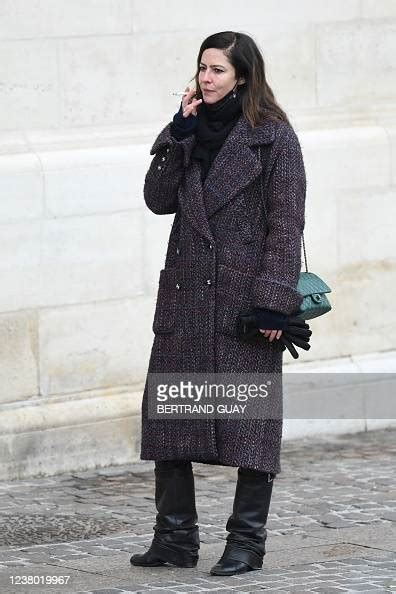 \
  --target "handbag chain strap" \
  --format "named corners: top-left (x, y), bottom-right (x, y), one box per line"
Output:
top-left (258, 146), bottom-right (308, 273)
